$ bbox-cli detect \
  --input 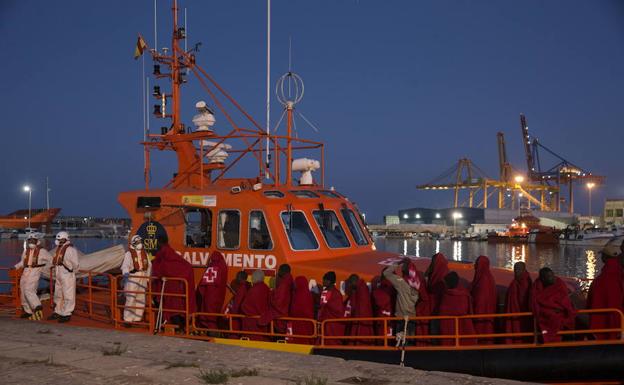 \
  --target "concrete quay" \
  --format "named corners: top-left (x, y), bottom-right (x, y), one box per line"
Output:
top-left (0, 317), bottom-right (534, 385)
